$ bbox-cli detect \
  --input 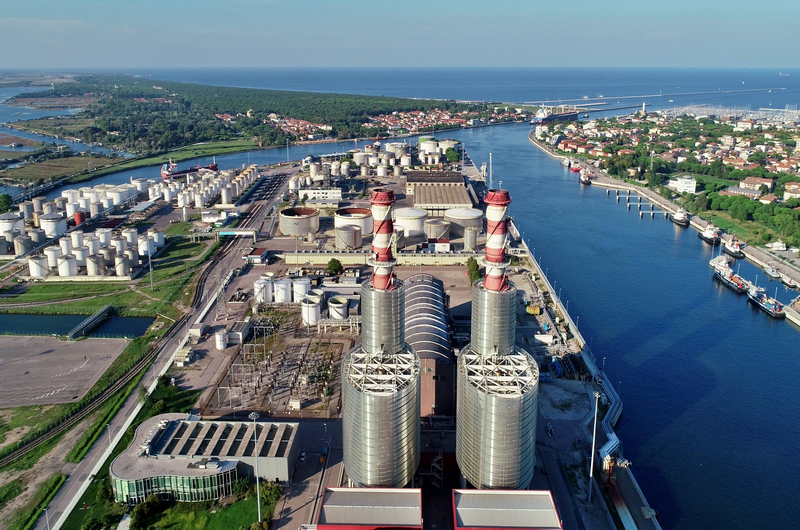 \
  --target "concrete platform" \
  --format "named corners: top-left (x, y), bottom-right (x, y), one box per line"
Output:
top-left (0, 336), bottom-right (128, 407)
